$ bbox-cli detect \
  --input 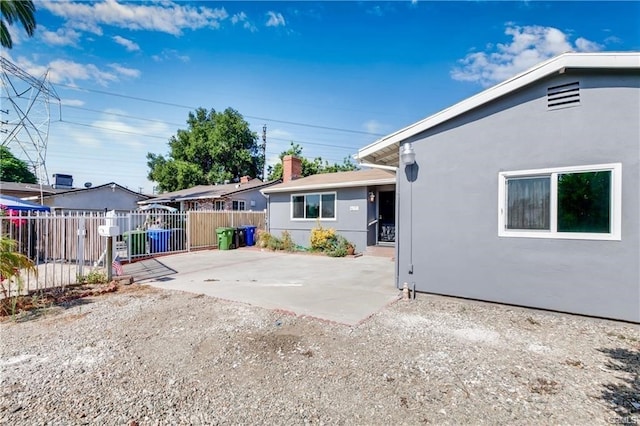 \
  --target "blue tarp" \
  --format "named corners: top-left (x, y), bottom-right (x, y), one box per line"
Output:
top-left (0, 194), bottom-right (50, 212)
